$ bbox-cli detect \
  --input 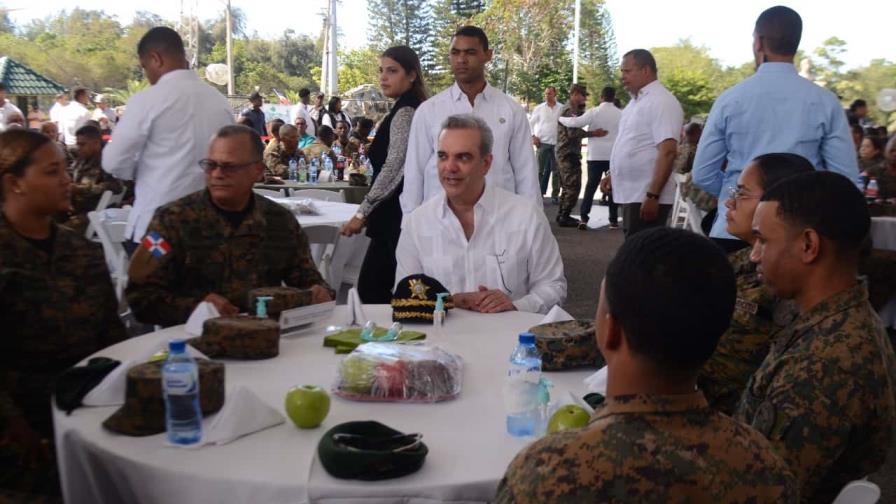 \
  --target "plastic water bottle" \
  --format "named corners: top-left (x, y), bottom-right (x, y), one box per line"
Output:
top-left (162, 339), bottom-right (202, 445)
top-left (858, 170), bottom-right (869, 192)
top-left (866, 177), bottom-right (880, 202)
top-left (503, 332), bottom-right (542, 436)
top-left (288, 158), bottom-right (298, 182)
top-left (309, 157), bottom-right (319, 184)
top-left (298, 158), bottom-right (308, 183)
top-left (323, 156), bottom-right (334, 179)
